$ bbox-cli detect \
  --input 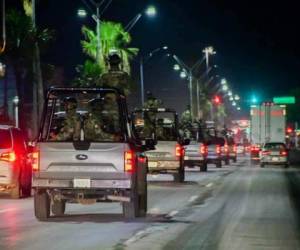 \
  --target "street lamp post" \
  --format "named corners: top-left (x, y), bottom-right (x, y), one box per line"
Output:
top-left (140, 46), bottom-right (168, 106)
top-left (202, 46), bottom-right (216, 72)
top-left (173, 55), bottom-right (205, 121)
top-left (13, 96), bottom-right (19, 128)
